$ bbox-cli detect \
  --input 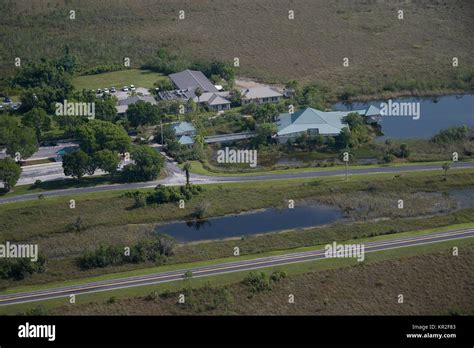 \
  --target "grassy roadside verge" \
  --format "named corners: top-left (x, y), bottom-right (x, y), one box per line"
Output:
top-left (1, 222), bottom-right (472, 295)
top-left (1, 169), bottom-right (473, 240)
top-left (183, 159), bottom-right (474, 176)
top-left (1, 231), bottom-right (472, 315)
